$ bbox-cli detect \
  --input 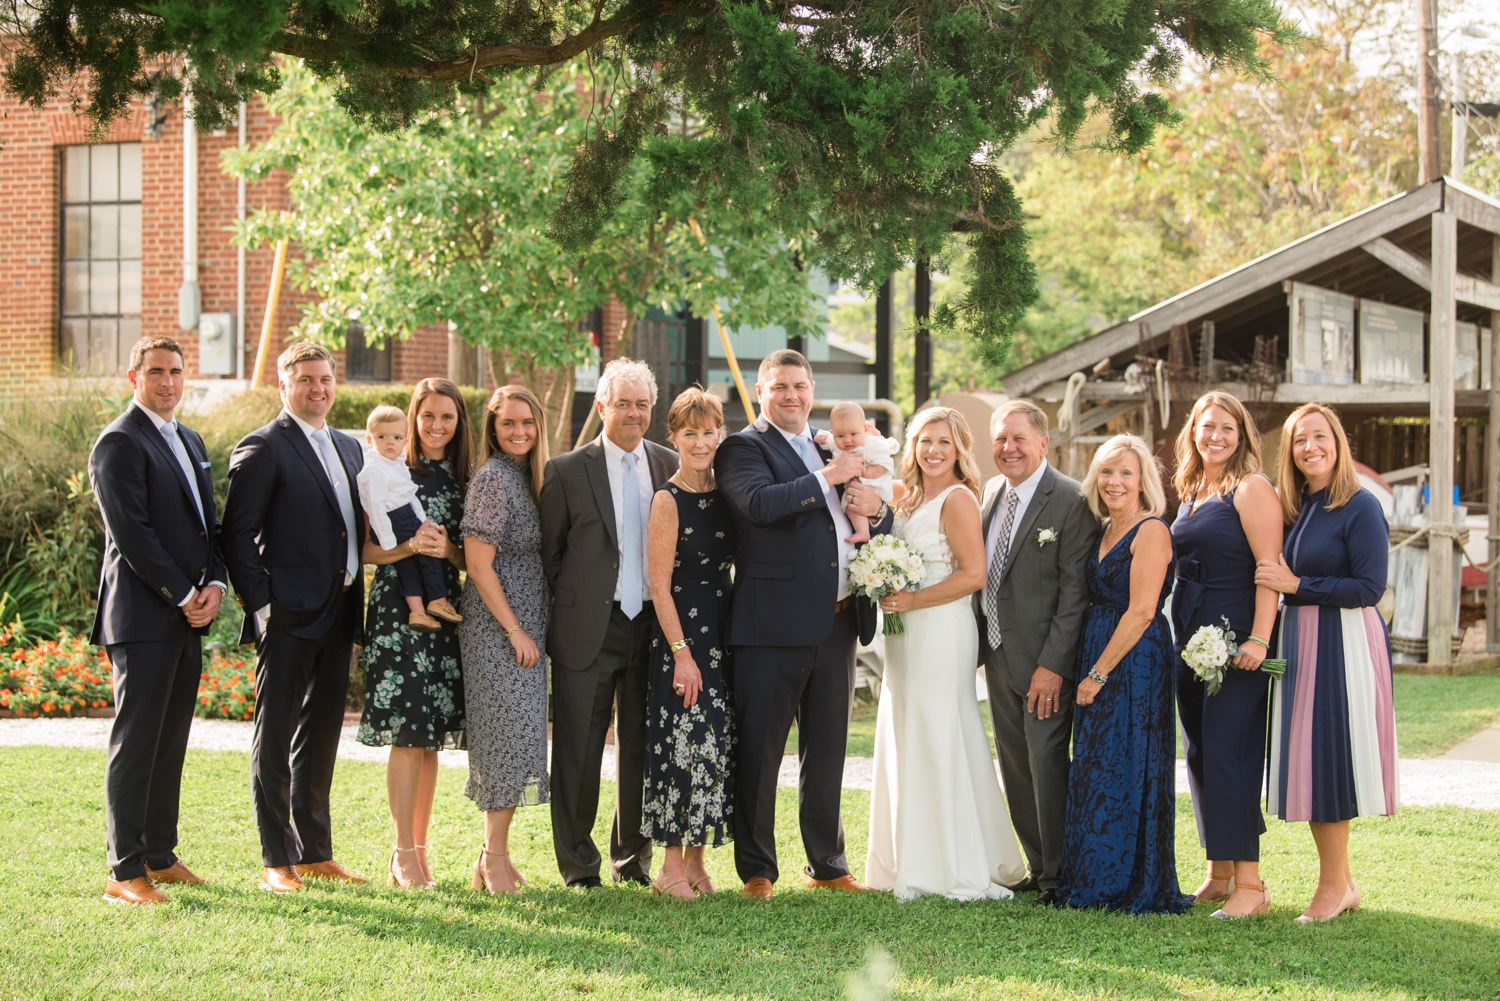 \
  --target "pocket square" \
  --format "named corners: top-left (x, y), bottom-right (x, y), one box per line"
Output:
top-left (199, 460), bottom-right (212, 468)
